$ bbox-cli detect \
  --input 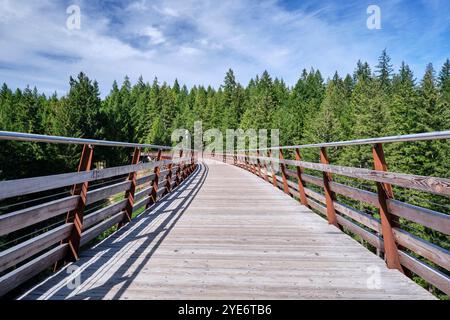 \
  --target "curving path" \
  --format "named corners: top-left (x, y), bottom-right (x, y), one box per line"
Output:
top-left (19, 160), bottom-right (434, 300)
